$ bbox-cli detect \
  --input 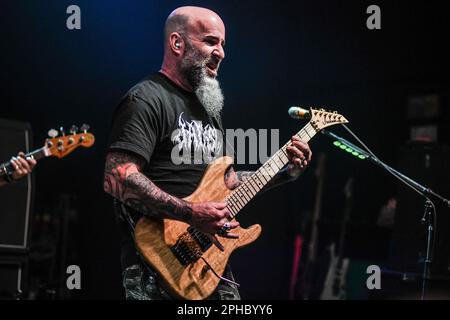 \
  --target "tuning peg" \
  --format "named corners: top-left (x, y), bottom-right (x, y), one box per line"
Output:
top-left (70, 125), bottom-right (79, 135)
top-left (48, 129), bottom-right (58, 138)
top-left (80, 124), bottom-right (90, 133)
top-left (60, 126), bottom-right (66, 136)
